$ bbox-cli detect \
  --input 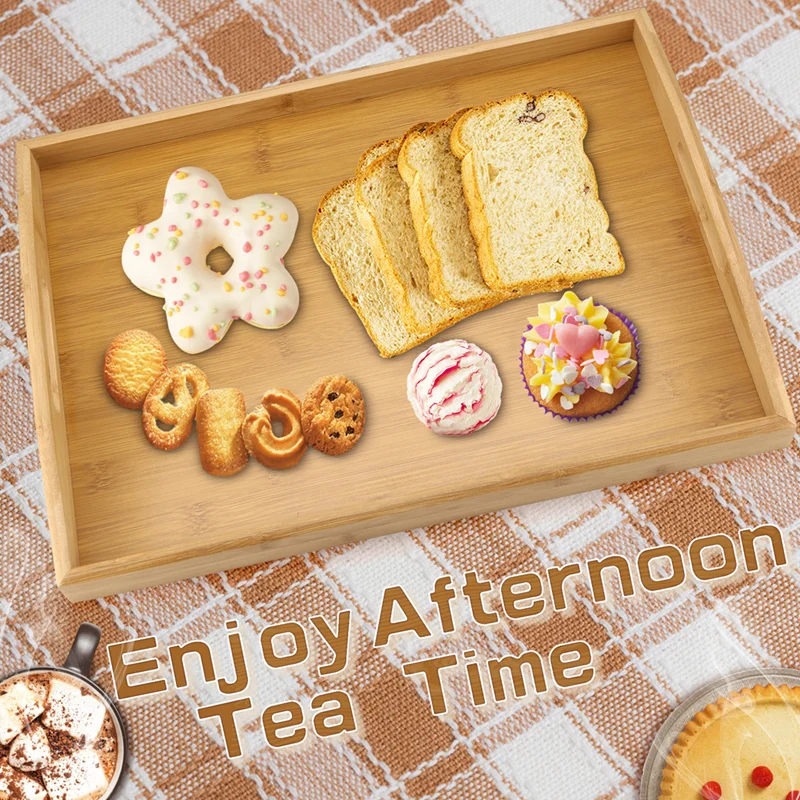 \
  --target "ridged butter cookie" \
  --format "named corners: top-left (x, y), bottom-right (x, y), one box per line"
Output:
top-left (104, 329), bottom-right (167, 409)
